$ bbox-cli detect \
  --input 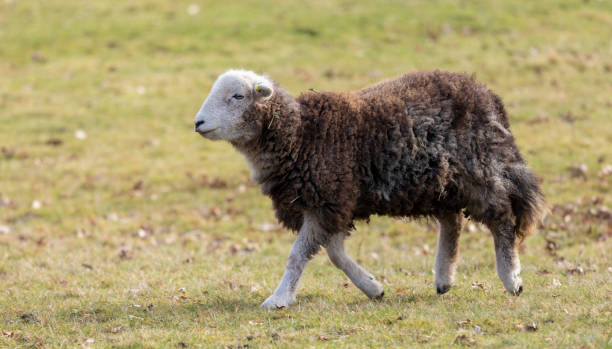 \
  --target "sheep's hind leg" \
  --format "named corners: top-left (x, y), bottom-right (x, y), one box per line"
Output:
top-left (325, 233), bottom-right (384, 299)
top-left (260, 214), bottom-right (321, 309)
top-left (488, 219), bottom-right (523, 295)
top-left (434, 212), bottom-right (463, 294)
